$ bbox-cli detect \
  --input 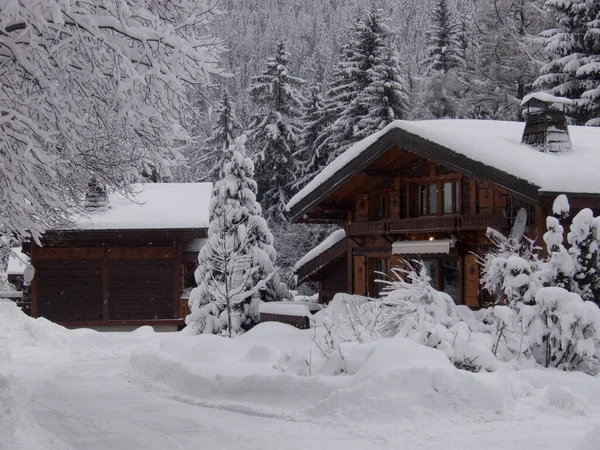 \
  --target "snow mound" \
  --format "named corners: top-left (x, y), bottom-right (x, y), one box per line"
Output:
top-left (574, 424), bottom-right (600, 450)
